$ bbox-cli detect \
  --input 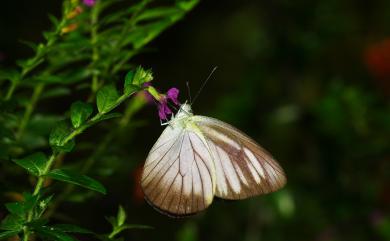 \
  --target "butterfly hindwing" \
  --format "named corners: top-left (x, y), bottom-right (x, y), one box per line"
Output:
top-left (192, 116), bottom-right (286, 200)
top-left (141, 124), bottom-right (216, 216)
